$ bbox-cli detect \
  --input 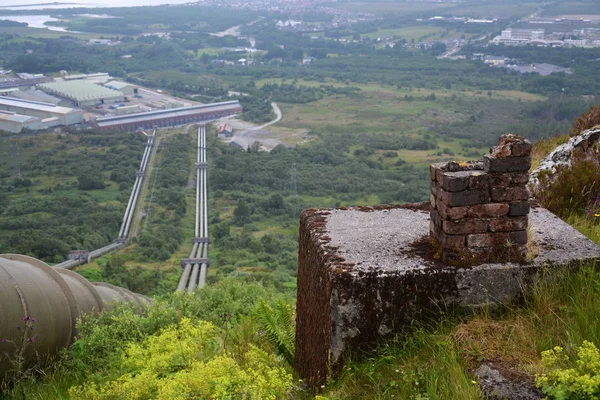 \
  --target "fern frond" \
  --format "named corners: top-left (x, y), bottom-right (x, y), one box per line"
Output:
top-left (254, 300), bottom-right (296, 366)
